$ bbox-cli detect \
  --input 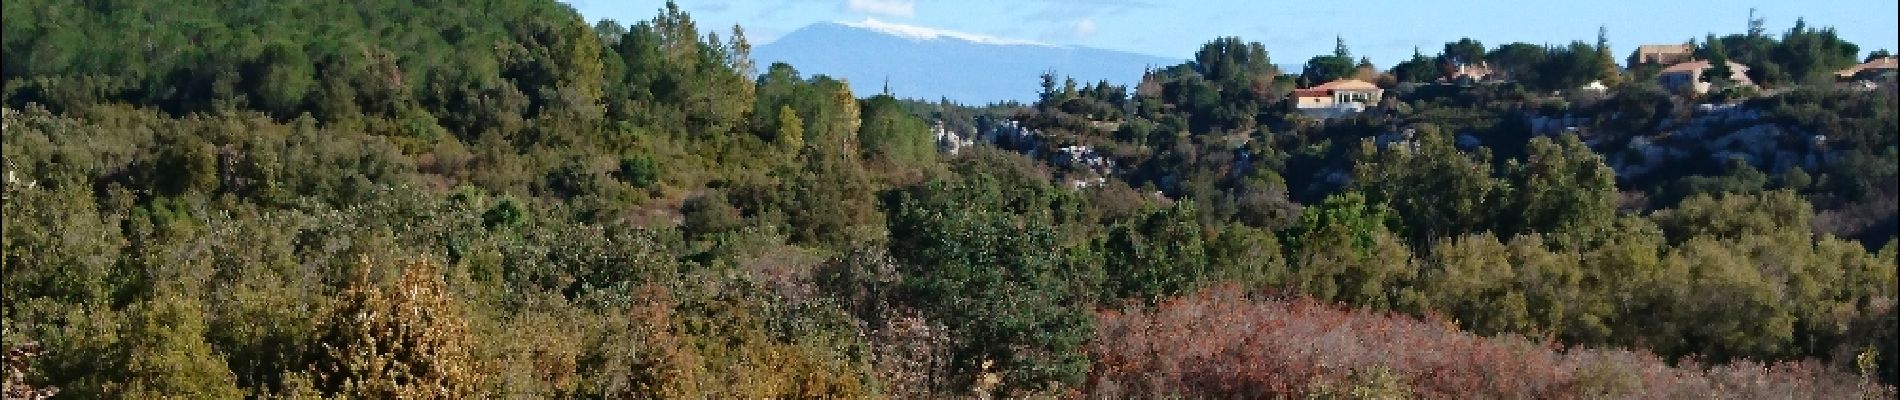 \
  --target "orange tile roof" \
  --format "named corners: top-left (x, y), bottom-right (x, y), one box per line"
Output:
top-left (1660, 60), bottom-right (1709, 73)
top-left (1660, 60), bottom-right (1749, 74)
top-left (1312, 79), bottom-right (1379, 90)
top-left (1837, 57), bottom-right (1898, 77)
